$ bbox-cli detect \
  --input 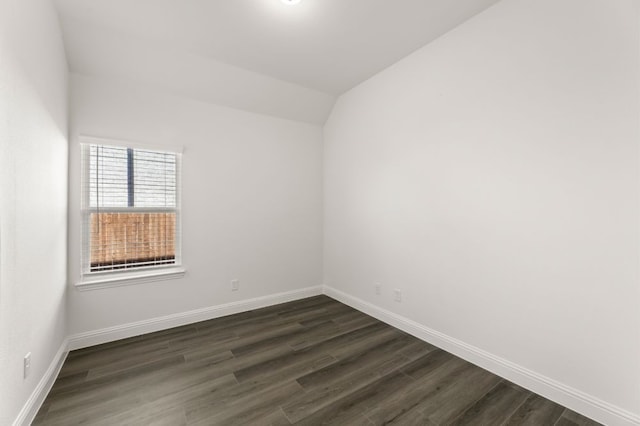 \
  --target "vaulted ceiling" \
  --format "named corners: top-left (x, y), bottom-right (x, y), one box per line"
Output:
top-left (54, 0), bottom-right (501, 124)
